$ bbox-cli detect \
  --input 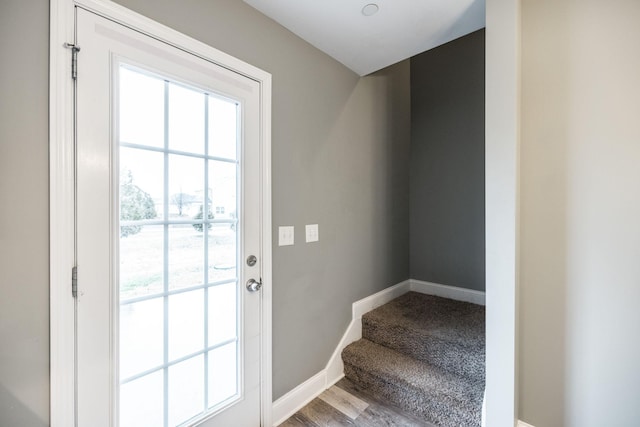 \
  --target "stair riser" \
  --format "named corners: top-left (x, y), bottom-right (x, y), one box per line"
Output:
top-left (363, 320), bottom-right (485, 381)
top-left (344, 363), bottom-right (482, 427)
